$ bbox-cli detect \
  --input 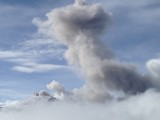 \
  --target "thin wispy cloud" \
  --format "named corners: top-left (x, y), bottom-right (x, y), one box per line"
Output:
top-left (12, 63), bottom-right (69, 73)
top-left (0, 38), bottom-right (67, 73)
top-left (0, 51), bottom-right (26, 59)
